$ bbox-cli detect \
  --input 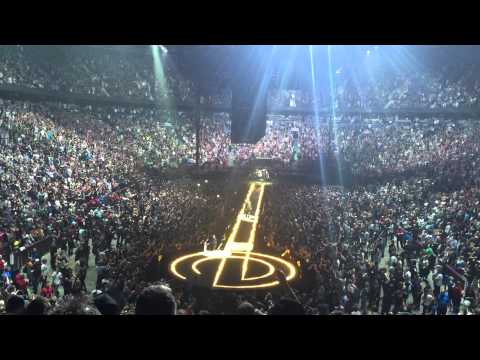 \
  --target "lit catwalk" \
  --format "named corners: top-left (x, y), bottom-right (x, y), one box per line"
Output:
top-left (170, 181), bottom-right (297, 289)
